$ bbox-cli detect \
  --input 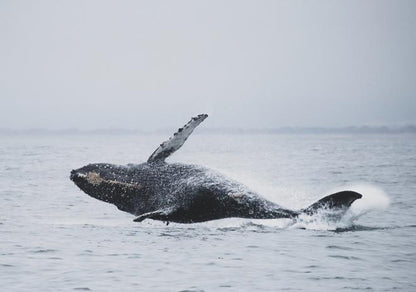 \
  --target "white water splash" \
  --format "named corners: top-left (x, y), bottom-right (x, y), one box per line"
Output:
top-left (349, 184), bottom-right (390, 213)
top-left (291, 184), bottom-right (390, 230)
top-left (341, 184), bottom-right (390, 223)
